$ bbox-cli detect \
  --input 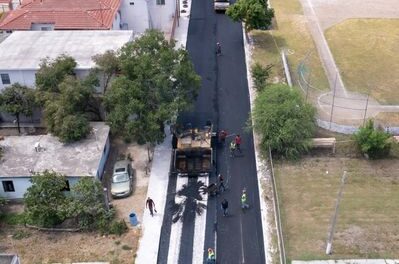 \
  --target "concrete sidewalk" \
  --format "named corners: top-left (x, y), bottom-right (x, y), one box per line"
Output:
top-left (135, 2), bottom-right (191, 262)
